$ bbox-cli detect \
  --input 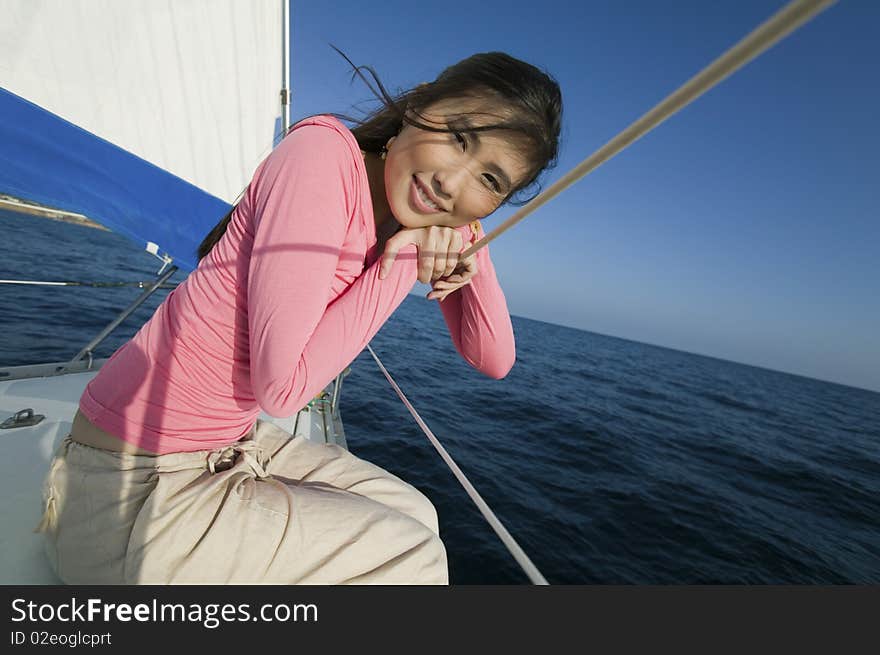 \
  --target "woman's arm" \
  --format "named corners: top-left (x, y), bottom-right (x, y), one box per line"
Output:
top-left (437, 224), bottom-right (516, 379)
top-left (246, 123), bottom-right (418, 417)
